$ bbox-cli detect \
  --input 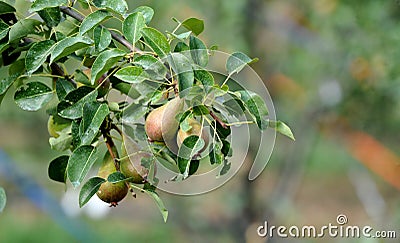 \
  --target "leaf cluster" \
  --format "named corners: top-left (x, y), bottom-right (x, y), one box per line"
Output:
top-left (0, 0), bottom-right (294, 219)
